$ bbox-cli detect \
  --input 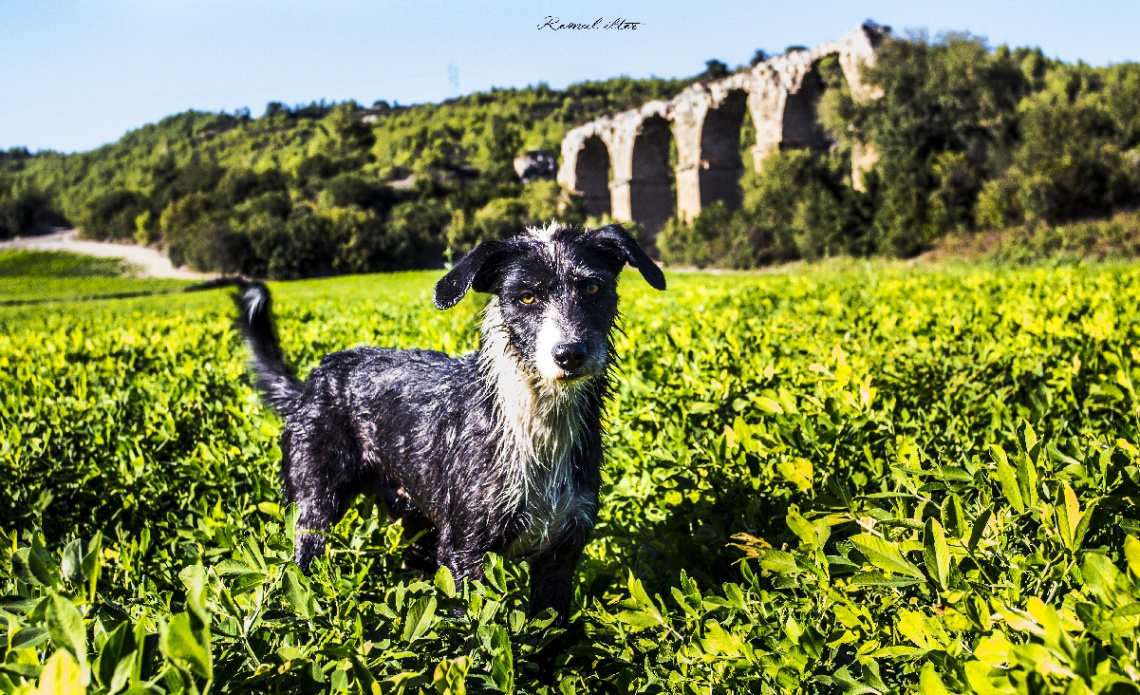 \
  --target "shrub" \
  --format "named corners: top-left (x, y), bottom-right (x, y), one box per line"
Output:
top-left (77, 190), bottom-right (146, 241)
